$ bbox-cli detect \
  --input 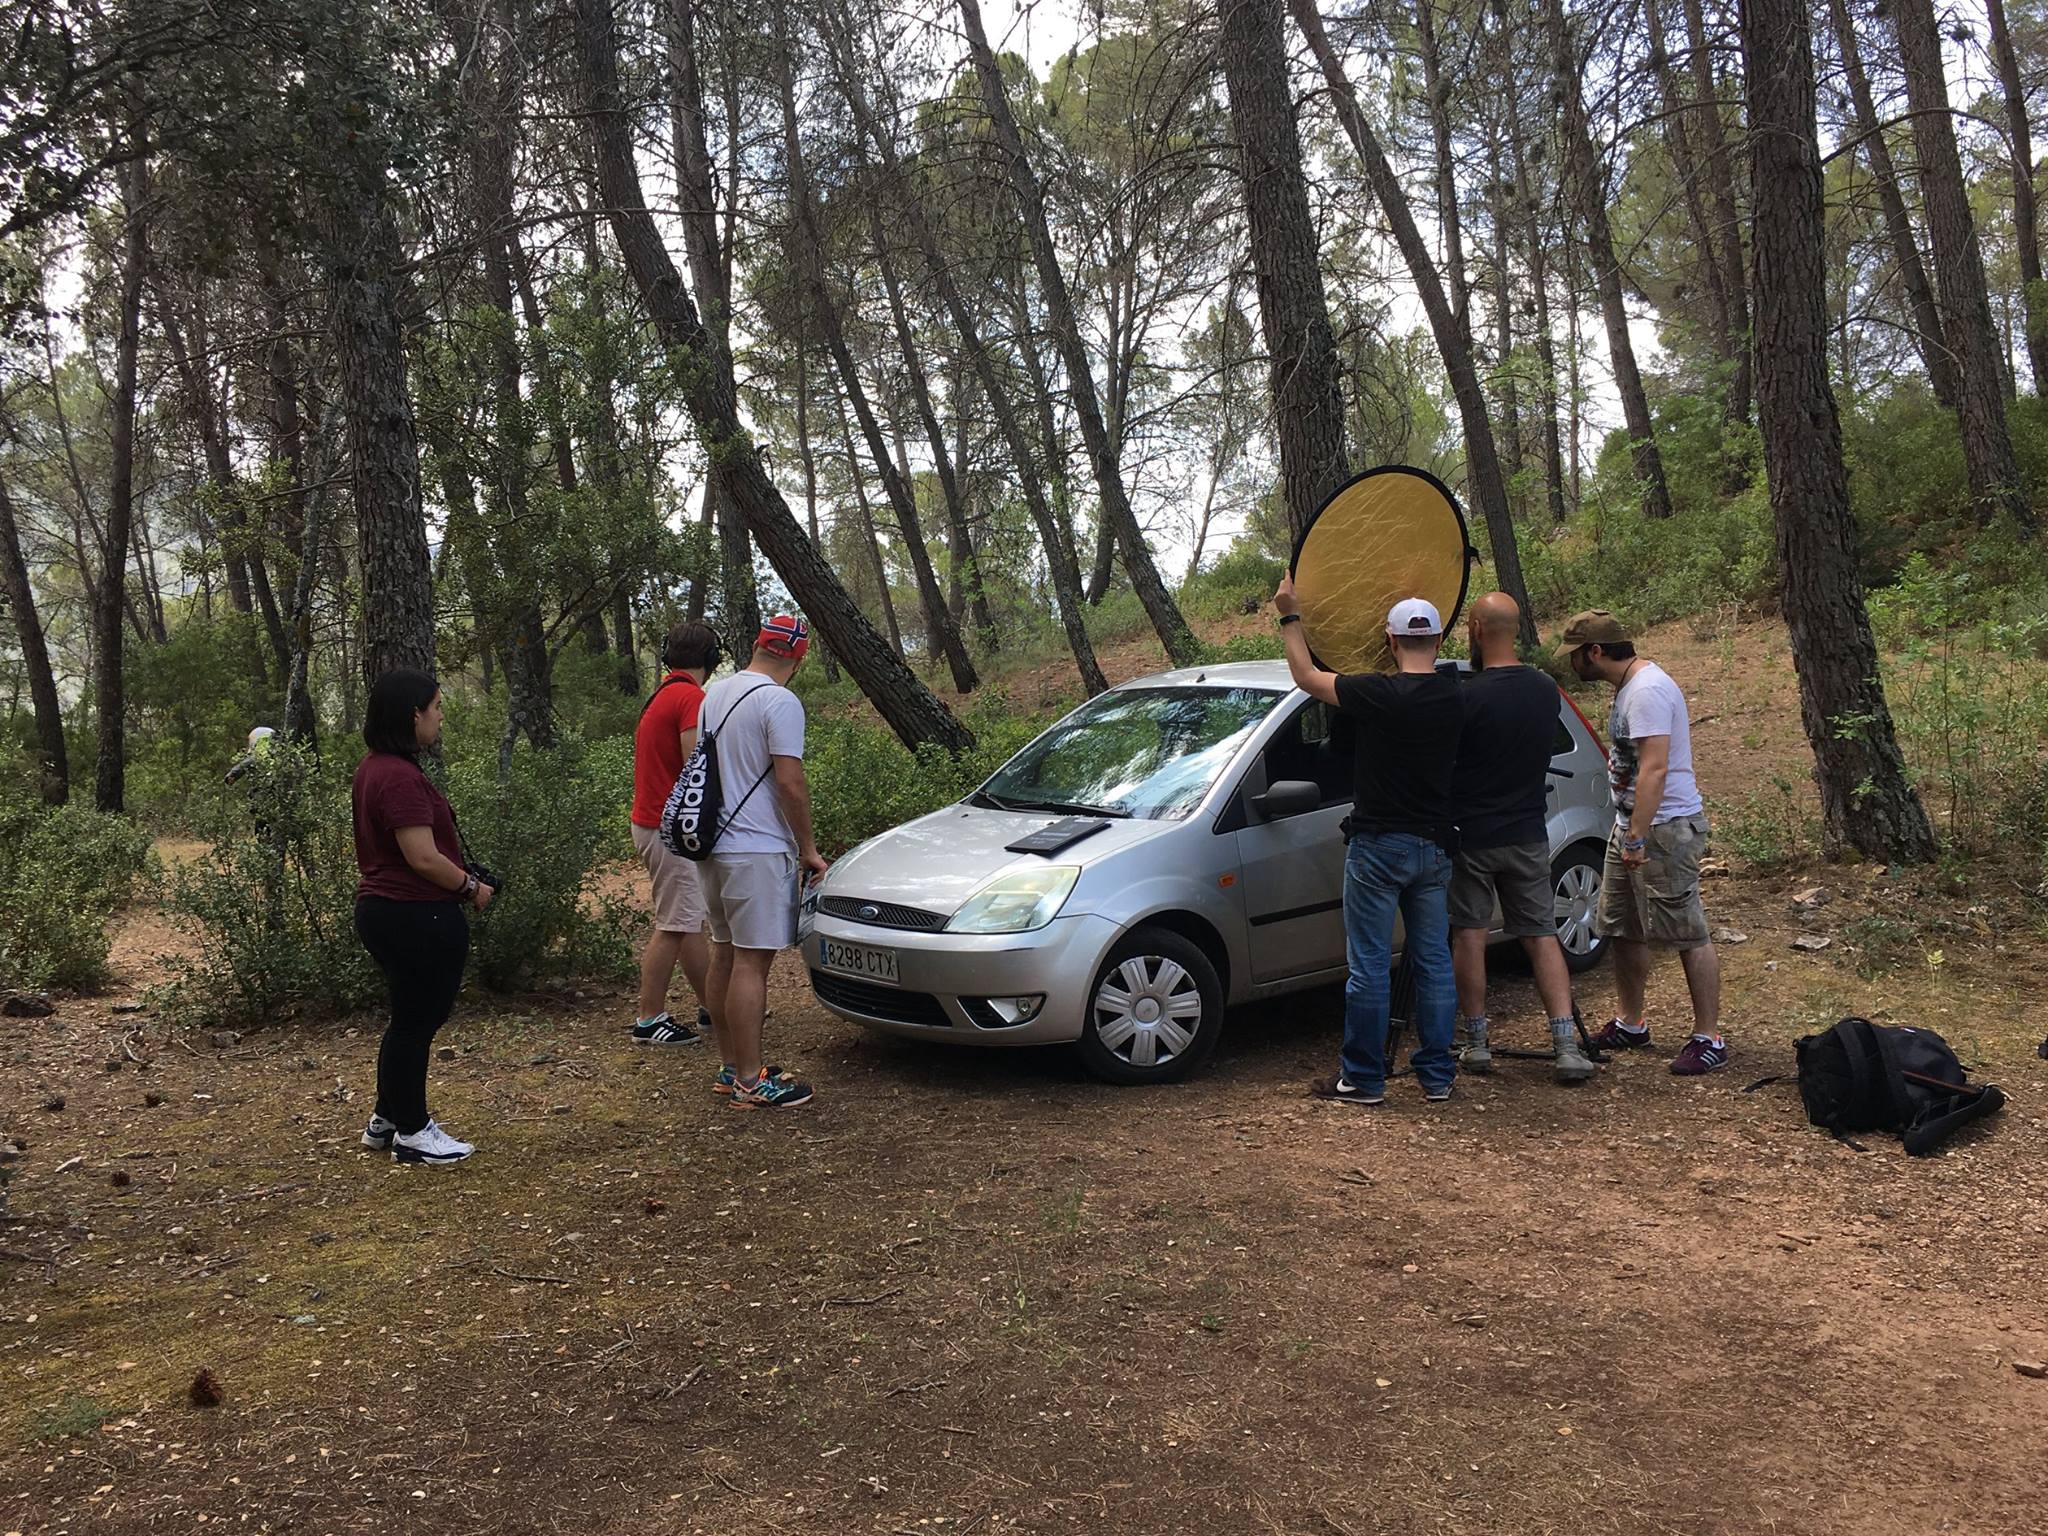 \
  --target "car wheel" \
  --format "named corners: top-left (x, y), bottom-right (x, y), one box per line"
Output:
top-left (1075, 925), bottom-right (1223, 1085)
top-left (1552, 843), bottom-right (1607, 974)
